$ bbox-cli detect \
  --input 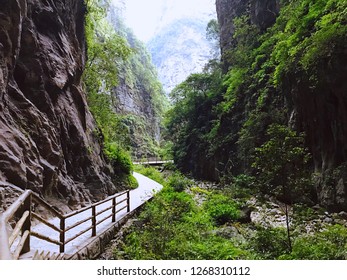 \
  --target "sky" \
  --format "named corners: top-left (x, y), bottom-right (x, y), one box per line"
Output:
top-left (112, 0), bottom-right (216, 42)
